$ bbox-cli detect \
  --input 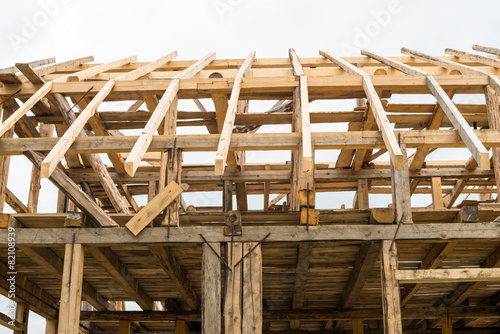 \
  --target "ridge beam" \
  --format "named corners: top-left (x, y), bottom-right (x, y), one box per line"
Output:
top-left (126, 52), bottom-right (216, 176)
top-left (363, 49), bottom-right (490, 171)
top-left (214, 51), bottom-right (256, 175)
top-left (320, 50), bottom-right (404, 170)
